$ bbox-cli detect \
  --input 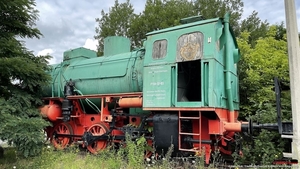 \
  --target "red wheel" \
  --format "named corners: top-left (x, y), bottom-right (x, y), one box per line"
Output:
top-left (87, 123), bottom-right (109, 154)
top-left (51, 123), bottom-right (73, 149)
top-left (145, 139), bottom-right (153, 158)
